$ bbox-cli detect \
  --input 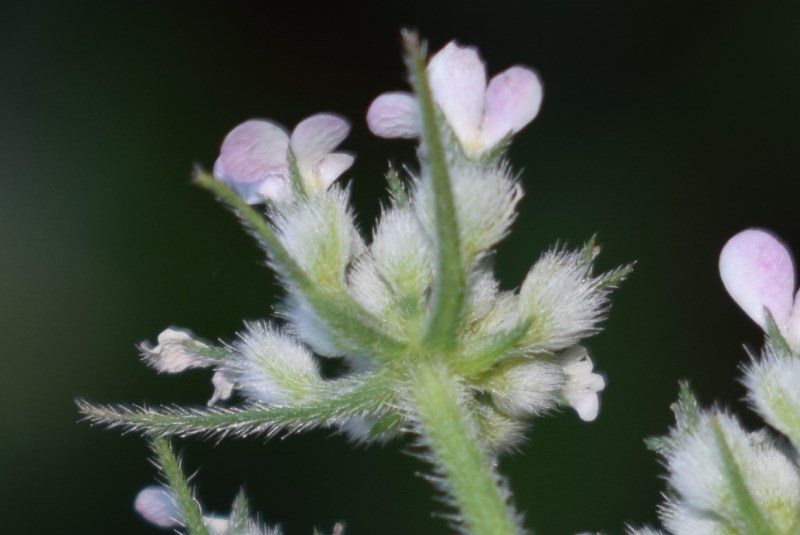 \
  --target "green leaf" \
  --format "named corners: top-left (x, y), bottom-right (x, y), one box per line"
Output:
top-left (645, 382), bottom-right (702, 454)
top-left (386, 164), bottom-right (410, 208)
top-left (78, 371), bottom-right (396, 437)
top-left (402, 31), bottom-right (467, 351)
top-left (596, 262), bottom-right (635, 291)
top-left (227, 490), bottom-right (251, 535)
top-left (709, 417), bottom-right (778, 535)
top-left (765, 310), bottom-right (792, 356)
